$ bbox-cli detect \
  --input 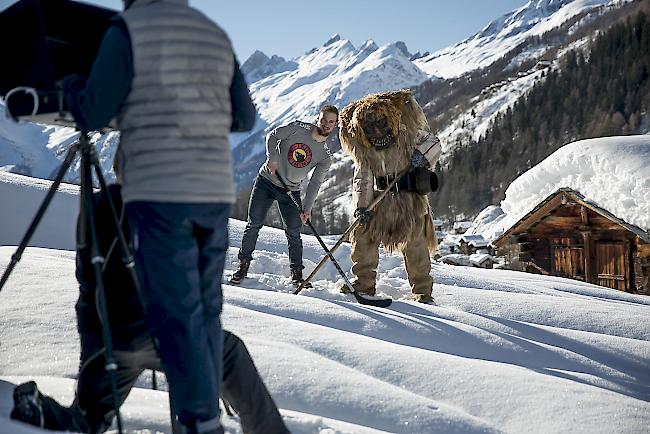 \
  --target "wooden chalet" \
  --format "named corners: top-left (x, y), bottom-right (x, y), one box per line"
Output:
top-left (459, 234), bottom-right (490, 255)
top-left (493, 188), bottom-right (650, 295)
